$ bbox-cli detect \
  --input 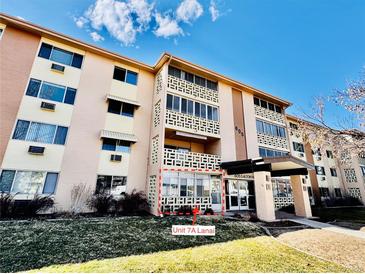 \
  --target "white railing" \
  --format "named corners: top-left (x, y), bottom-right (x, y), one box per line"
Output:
top-left (163, 148), bottom-right (221, 170)
top-left (165, 109), bottom-right (220, 137)
top-left (161, 196), bottom-right (212, 212)
top-left (167, 75), bottom-right (219, 104)
top-left (255, 105), bottom-right (285, 125)
top-left (257, 132), bottom-right (289, 150)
